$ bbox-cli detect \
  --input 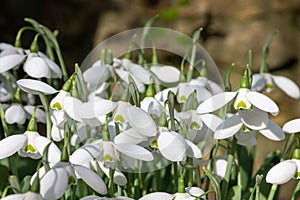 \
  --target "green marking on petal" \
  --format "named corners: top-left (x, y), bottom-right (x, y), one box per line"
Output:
top-left (151, 139), bottom-right (158, 149)
top-left (103, 154), bottom-right (113, 162)
top-left (266, 83), bottom-right (273, 89)
top-left (68, 176), bottom-right (76, 185)
top-left (295, 172), bottom-right (300, 179)
top-left (236, 101), bottom-right (247, 109)
top-left (25, 144), bottom-right (36, 153)
top-left (52, 102), bottom-right (62, 110)
top-left (190, 122), bottom-right (200, 130)
top-left (243, 125), bottom-right (252, 132)
top-left (114, 115), bottom-right (125, 123)
top-left (179, 95), bottom-right (187, 102)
